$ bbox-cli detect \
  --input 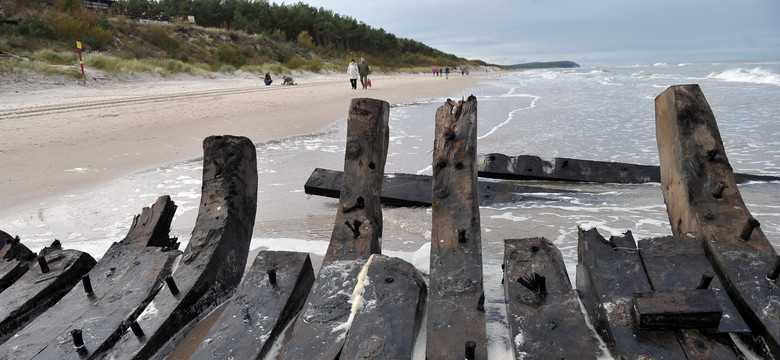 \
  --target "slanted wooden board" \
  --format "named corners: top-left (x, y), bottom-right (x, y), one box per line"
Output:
top-left (107, 135), bottom-right (258, 360)
top-left (0, 196), bottom-right (179, 359)
top-left (633, 289), bottom-right (722, 329)
top-left (0, 244), bottom-right (96, 343)
top-left (304, 168), bottom-right (568, 207)
top-left (427, 97), bottom-right (487, 360)
top-left (576, 228), bottom-right (687, 359)
top-left (0, 232), bottom-right (35, 293)
top-left (503, 237), bottom-right (597, 359)
top-left (656, 84), bottom-right (780, 358)
top-left (190, 251), bottom-right (314, 360)
top-left (341, 254), bottom-right (427, 359)
top-left (477, 153), bottom-right (780, 184)
top-left (637, 235), bottom-right (749, 333)
top-left (278, 98), bottom-right (390, 360)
